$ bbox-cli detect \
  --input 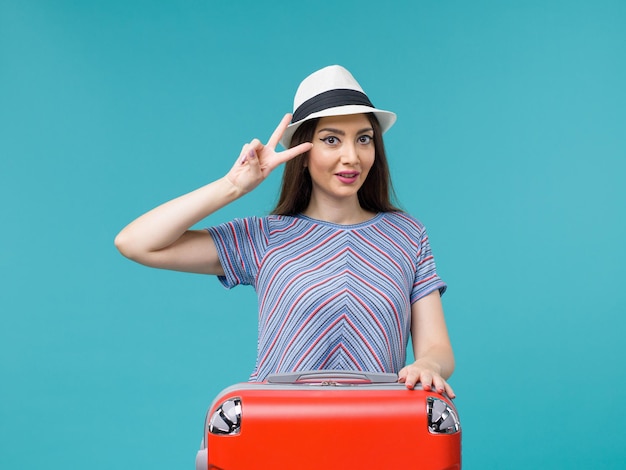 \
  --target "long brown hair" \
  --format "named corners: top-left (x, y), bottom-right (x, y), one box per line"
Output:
top-left (271, 113), bottom-right (401, 215)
